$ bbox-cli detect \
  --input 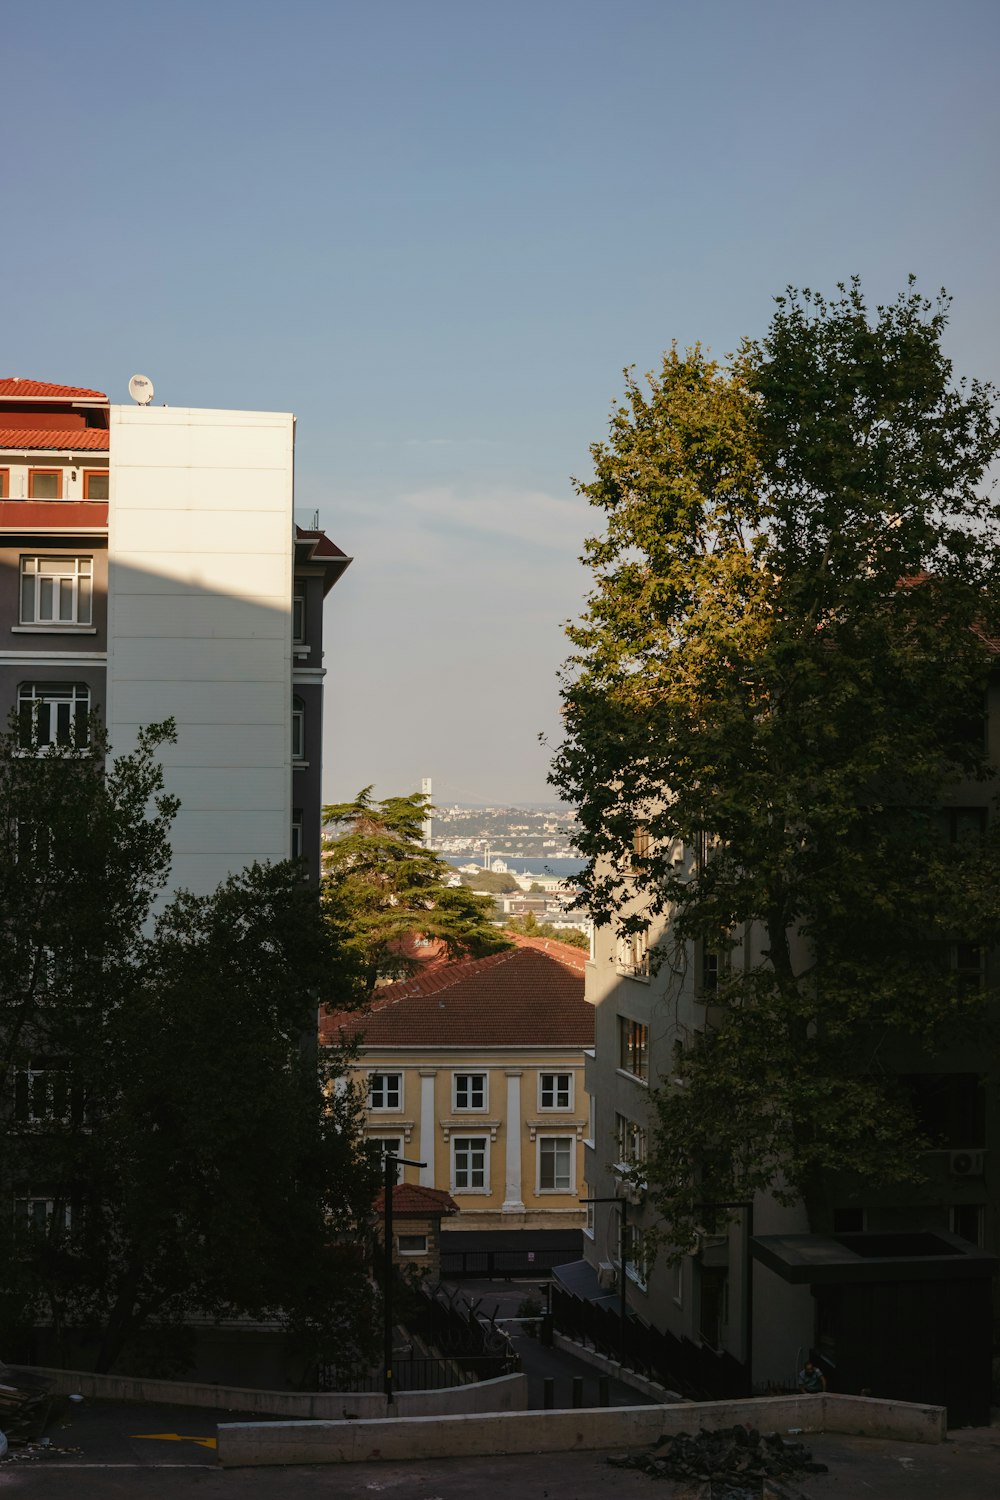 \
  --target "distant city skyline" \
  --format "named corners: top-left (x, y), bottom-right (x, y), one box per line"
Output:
top-left (4, 0), bottom-right (999, 805)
